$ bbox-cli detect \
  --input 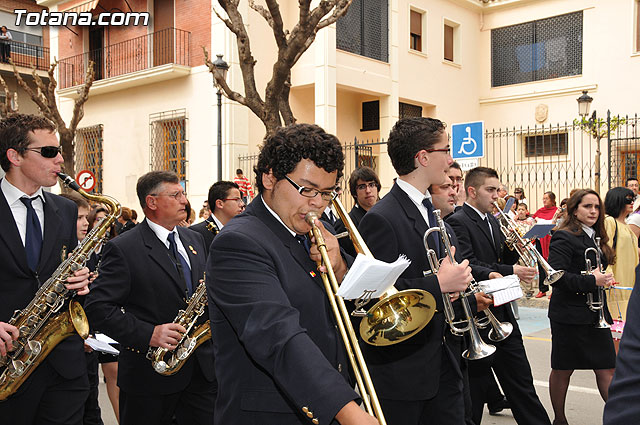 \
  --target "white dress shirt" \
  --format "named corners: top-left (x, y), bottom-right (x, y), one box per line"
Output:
top-left (145, 218), bottom-right (191, 268)
top-left (210, 213), bottom-right (224, 230)
top-left (1, 177), bottom-right (45, 246)
top-left (395, 178), bottom-right (434, 227)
